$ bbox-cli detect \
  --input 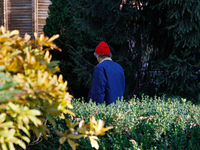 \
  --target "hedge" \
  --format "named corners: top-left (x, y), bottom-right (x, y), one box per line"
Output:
top-left (28, 95), bottom-right (200, 150)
